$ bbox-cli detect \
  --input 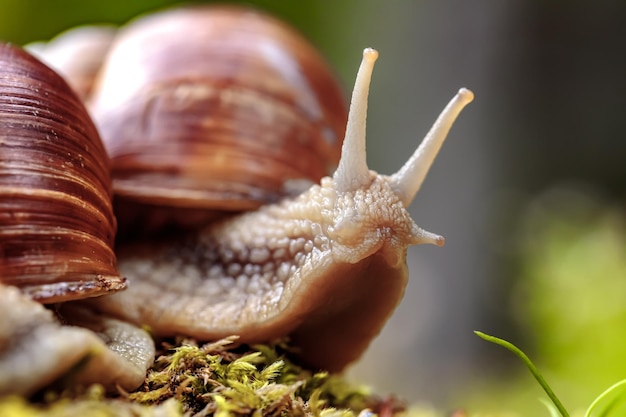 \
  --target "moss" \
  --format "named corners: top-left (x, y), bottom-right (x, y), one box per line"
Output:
top-left (129, 335), bottom-right (391, 417)
top-left (0, 336), bottom-right (404, 417)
